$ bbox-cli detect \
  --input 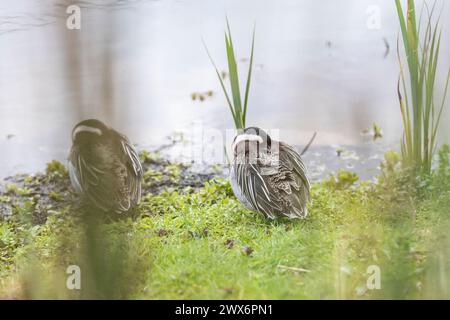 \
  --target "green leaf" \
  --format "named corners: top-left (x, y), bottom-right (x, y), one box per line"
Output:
top-left (242, 25), bottom-right (255, 128)
top-left (225, 19), bottom-right (244, 129)
top-left (204, 19), bottom-right (256, 130)
top-left (203, 39), bottom-right (238, 128)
